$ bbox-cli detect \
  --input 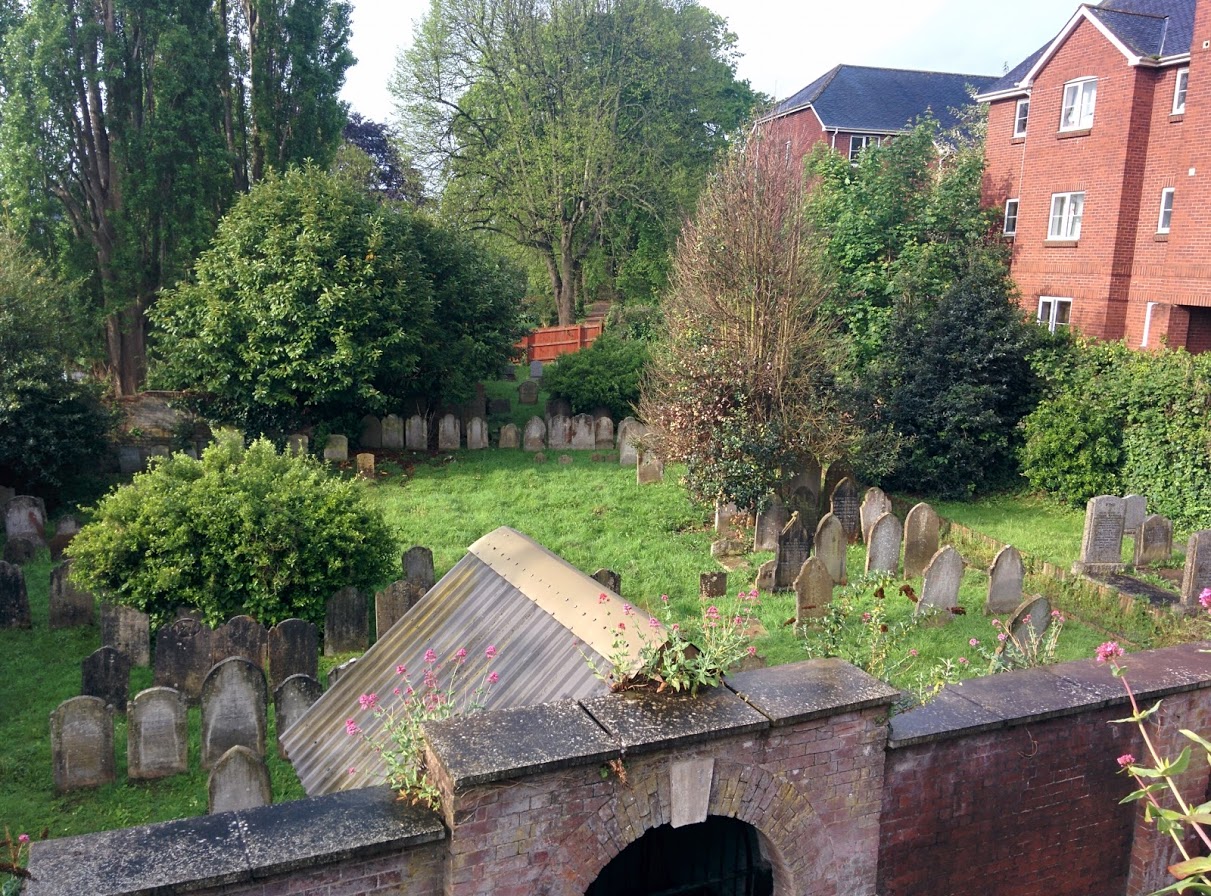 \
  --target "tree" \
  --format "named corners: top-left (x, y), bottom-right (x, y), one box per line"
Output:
top-left (340, 113), bottom-right (424, 204)
top-left (394, 0), bottom-right (757, 323)
top-left (639, 138), bottom-right (853, 510)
